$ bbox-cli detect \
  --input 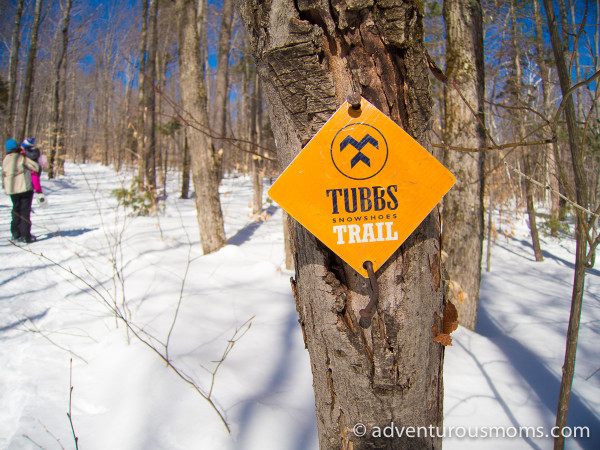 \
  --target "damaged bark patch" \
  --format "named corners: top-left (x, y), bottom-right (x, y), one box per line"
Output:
top-left (432, 302), bottom-right (459, 346)
top-left (326, 367), bottom-right (336, 412)
top-left (291, 277), bottom-right (308, 348)
top-left (396, 248), bottom-right (411, 284)
top-left (428, 252), bottom-right (441, 291)
top-left (323, 270), bottom-right (347, 313)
